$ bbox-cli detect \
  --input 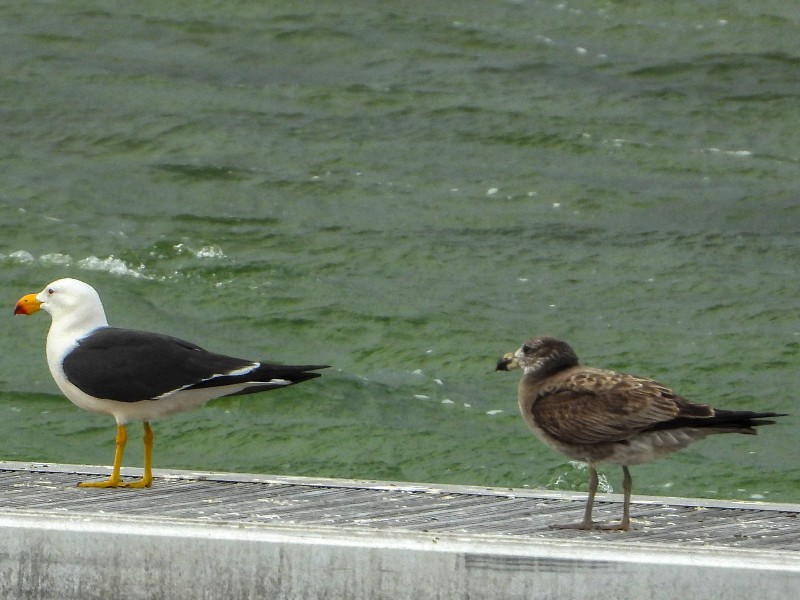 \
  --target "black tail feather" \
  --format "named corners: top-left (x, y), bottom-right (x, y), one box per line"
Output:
top-left (254, 363), bottom-right (330, 383)
top-left (647, 409), bottom-right (787, 434)
top-left (192, 363), bottom-right (329, 396)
